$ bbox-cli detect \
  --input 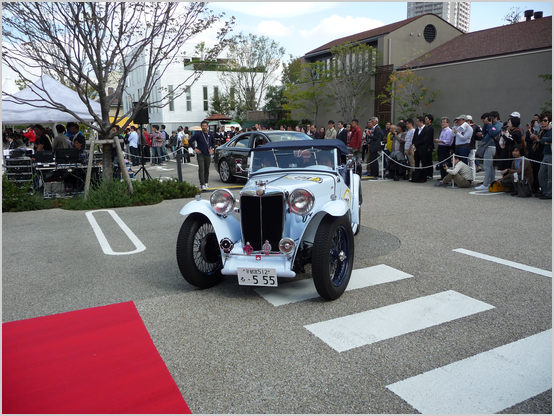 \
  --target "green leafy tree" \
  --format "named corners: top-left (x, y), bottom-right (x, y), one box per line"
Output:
top-left (283, 61), bottom-right (330, 124)
top-left (327, 42), bottom-right (381, 121)
top-left (219, 33), bottom-right (285, 111)
top-left (281, 55), bottom-right (302, 85)
top-left (263, 85), bottom-right (288, 120)
top-left (378, 55), bottom-right (439, 121)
